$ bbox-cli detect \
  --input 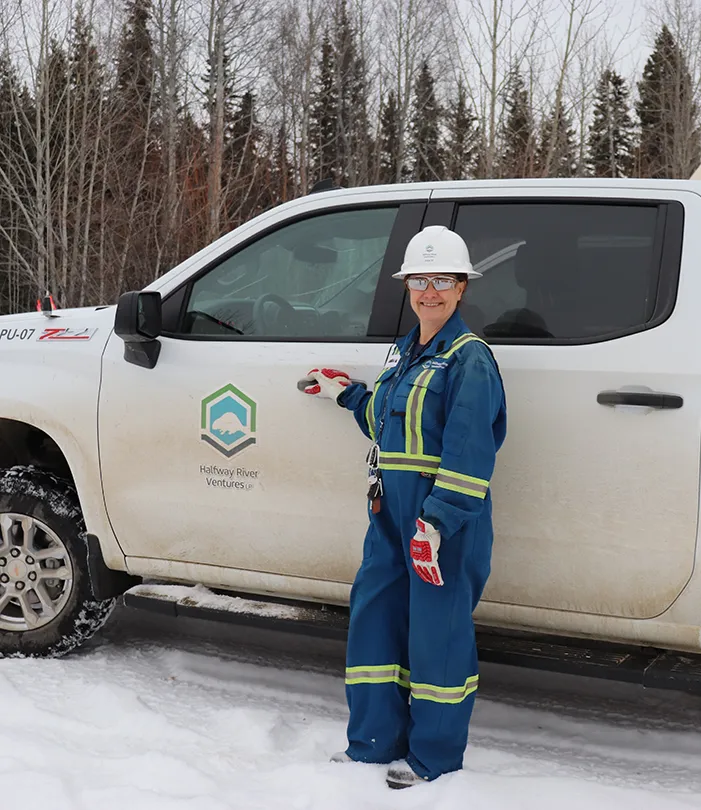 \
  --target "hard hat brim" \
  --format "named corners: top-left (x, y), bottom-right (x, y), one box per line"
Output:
top-left (392, 265), bottom-right (483, 280)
